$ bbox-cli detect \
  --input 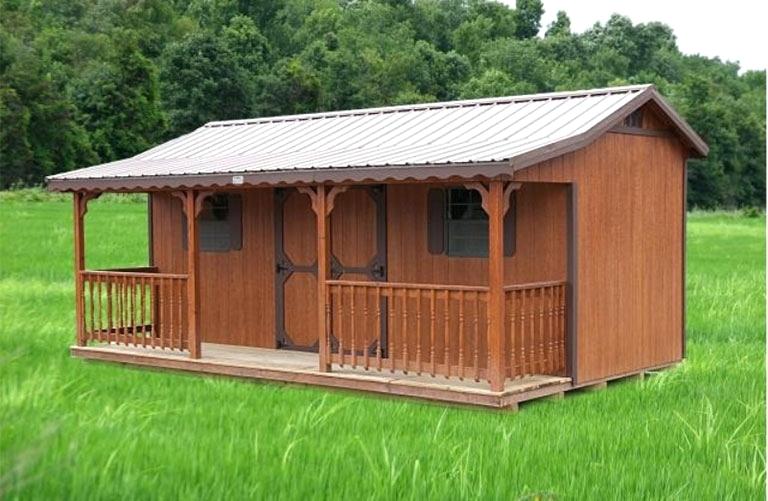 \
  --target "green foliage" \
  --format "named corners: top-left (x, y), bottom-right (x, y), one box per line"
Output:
top-left (0, 200), bottom-right (764, 498)
top-left (0, 0), bottom-right (764, 208)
